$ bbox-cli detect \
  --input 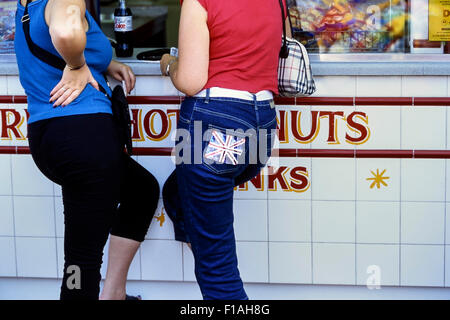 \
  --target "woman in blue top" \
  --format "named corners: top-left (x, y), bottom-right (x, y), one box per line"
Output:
top-left (15, 0), bottom-right (160, 300)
